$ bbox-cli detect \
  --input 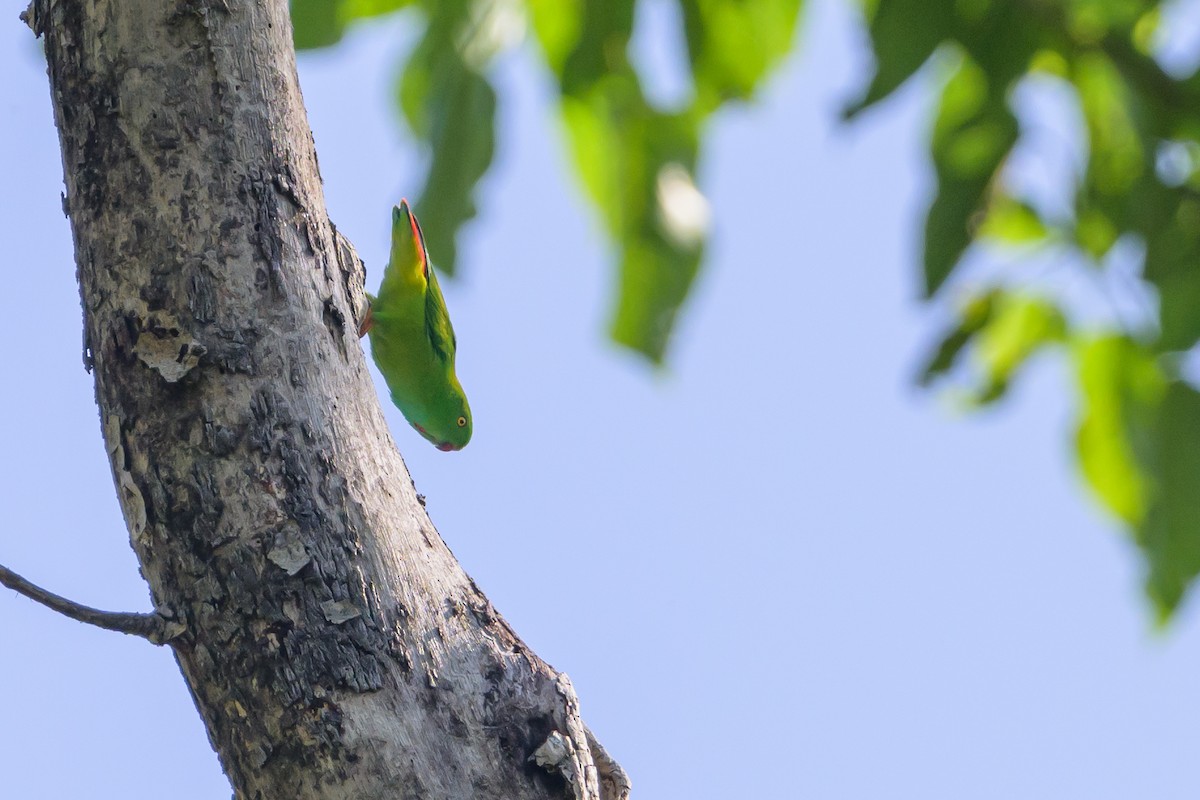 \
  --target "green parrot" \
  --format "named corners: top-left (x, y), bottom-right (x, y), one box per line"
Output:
top-left (359, 200), bottom-right (472, 451)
